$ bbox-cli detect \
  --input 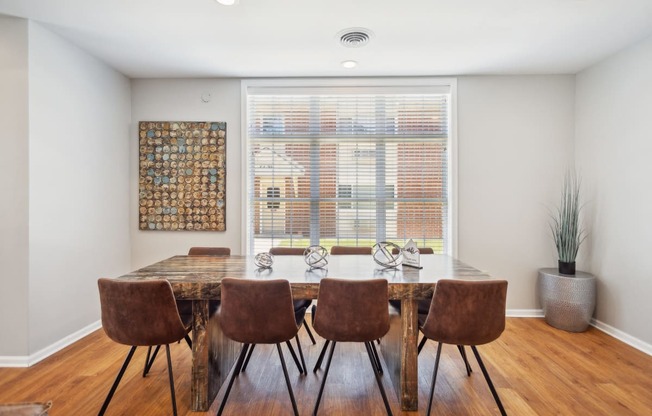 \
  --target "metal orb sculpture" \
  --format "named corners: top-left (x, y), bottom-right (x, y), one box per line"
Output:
top-left (304, 245), bottom-right (329, 269)
top-left (254, 252), bottom-right (274, 269)
top-left (372, 242), bottom-right (403, 268)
